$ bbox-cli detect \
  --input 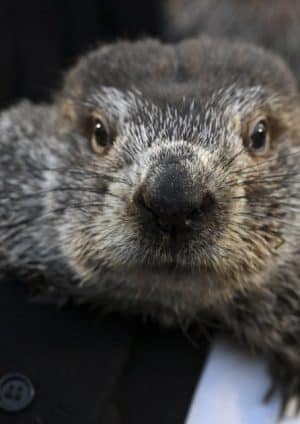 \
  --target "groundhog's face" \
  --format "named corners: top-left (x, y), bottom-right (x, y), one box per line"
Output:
top-left (53, 38), bottom-right (300, 314)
